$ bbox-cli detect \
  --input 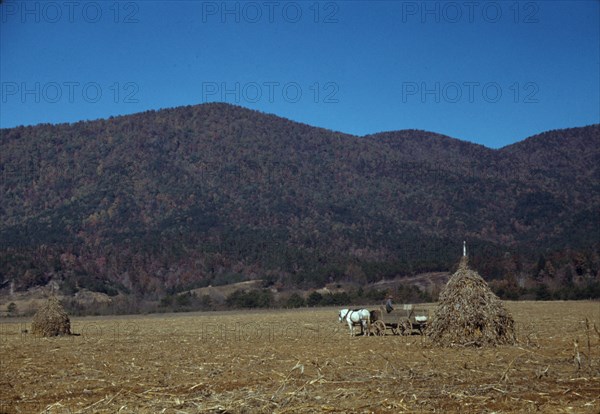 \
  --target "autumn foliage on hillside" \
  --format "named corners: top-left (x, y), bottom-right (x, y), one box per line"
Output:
top-left (0, 103), bottom-right (598, 302)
